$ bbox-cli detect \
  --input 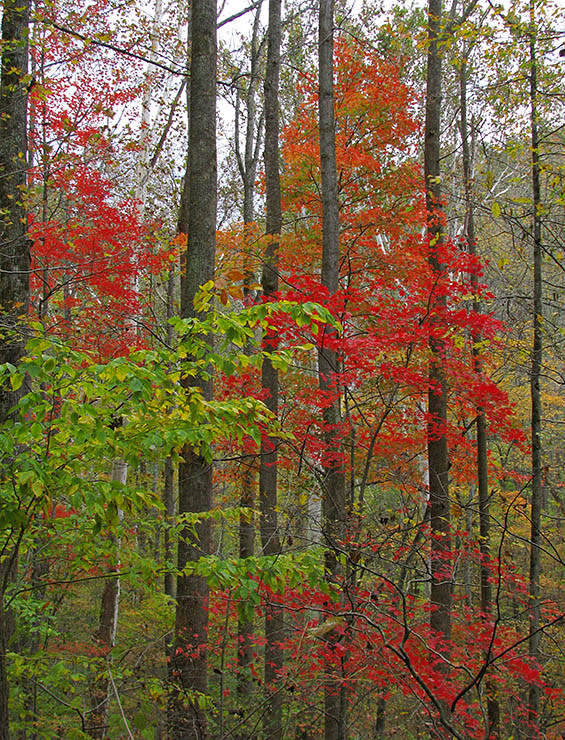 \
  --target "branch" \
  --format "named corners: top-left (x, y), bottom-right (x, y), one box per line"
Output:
top-left (107, 661), bottom-right (136, 740)
top-left (217, 0), bottom-right (263, 29)
top-left (36, 19), bottom-right (187, 76)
